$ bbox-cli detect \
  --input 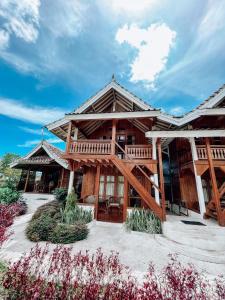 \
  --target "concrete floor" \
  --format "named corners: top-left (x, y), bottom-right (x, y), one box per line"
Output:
top-left (0, 193), bottom-right (225, 280)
